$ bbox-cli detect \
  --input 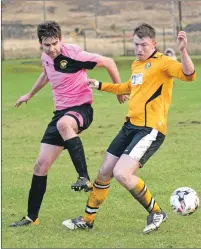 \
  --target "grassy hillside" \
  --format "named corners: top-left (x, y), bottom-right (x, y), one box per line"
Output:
top-left (2, 0), bottom-right (201, 30)
top-left (2, 0), bottom-right (201, 58)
